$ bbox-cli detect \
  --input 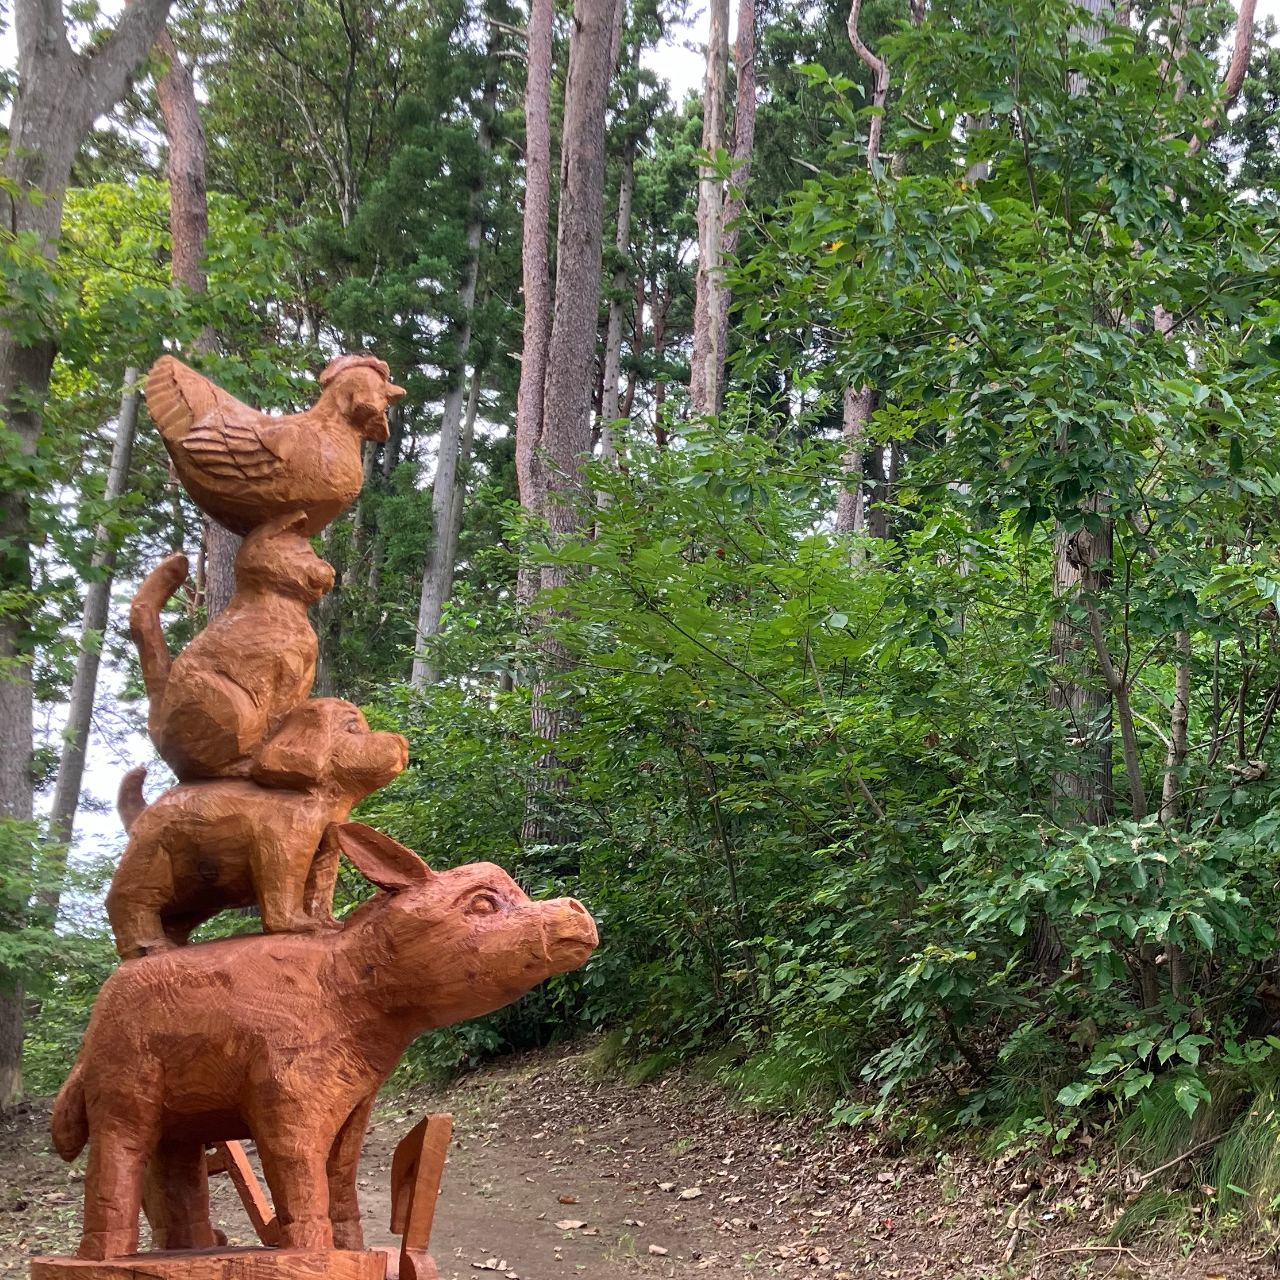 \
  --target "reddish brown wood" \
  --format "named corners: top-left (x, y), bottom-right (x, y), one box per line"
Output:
top-left (31, 1250), bottom-right (386, 1280)
top-left (144, 355), bottom-right (406, 537)
top-left (130, 513), bottom-right (335, 781)
top-left (206, 1143), bottom-right (281, 1247)
top-left (54, 822), bottom-right (597, 1260)
top-left (384, 1114), bottom-right (451, 1280)
top-left (106, 706), bottom-right (408, 958)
